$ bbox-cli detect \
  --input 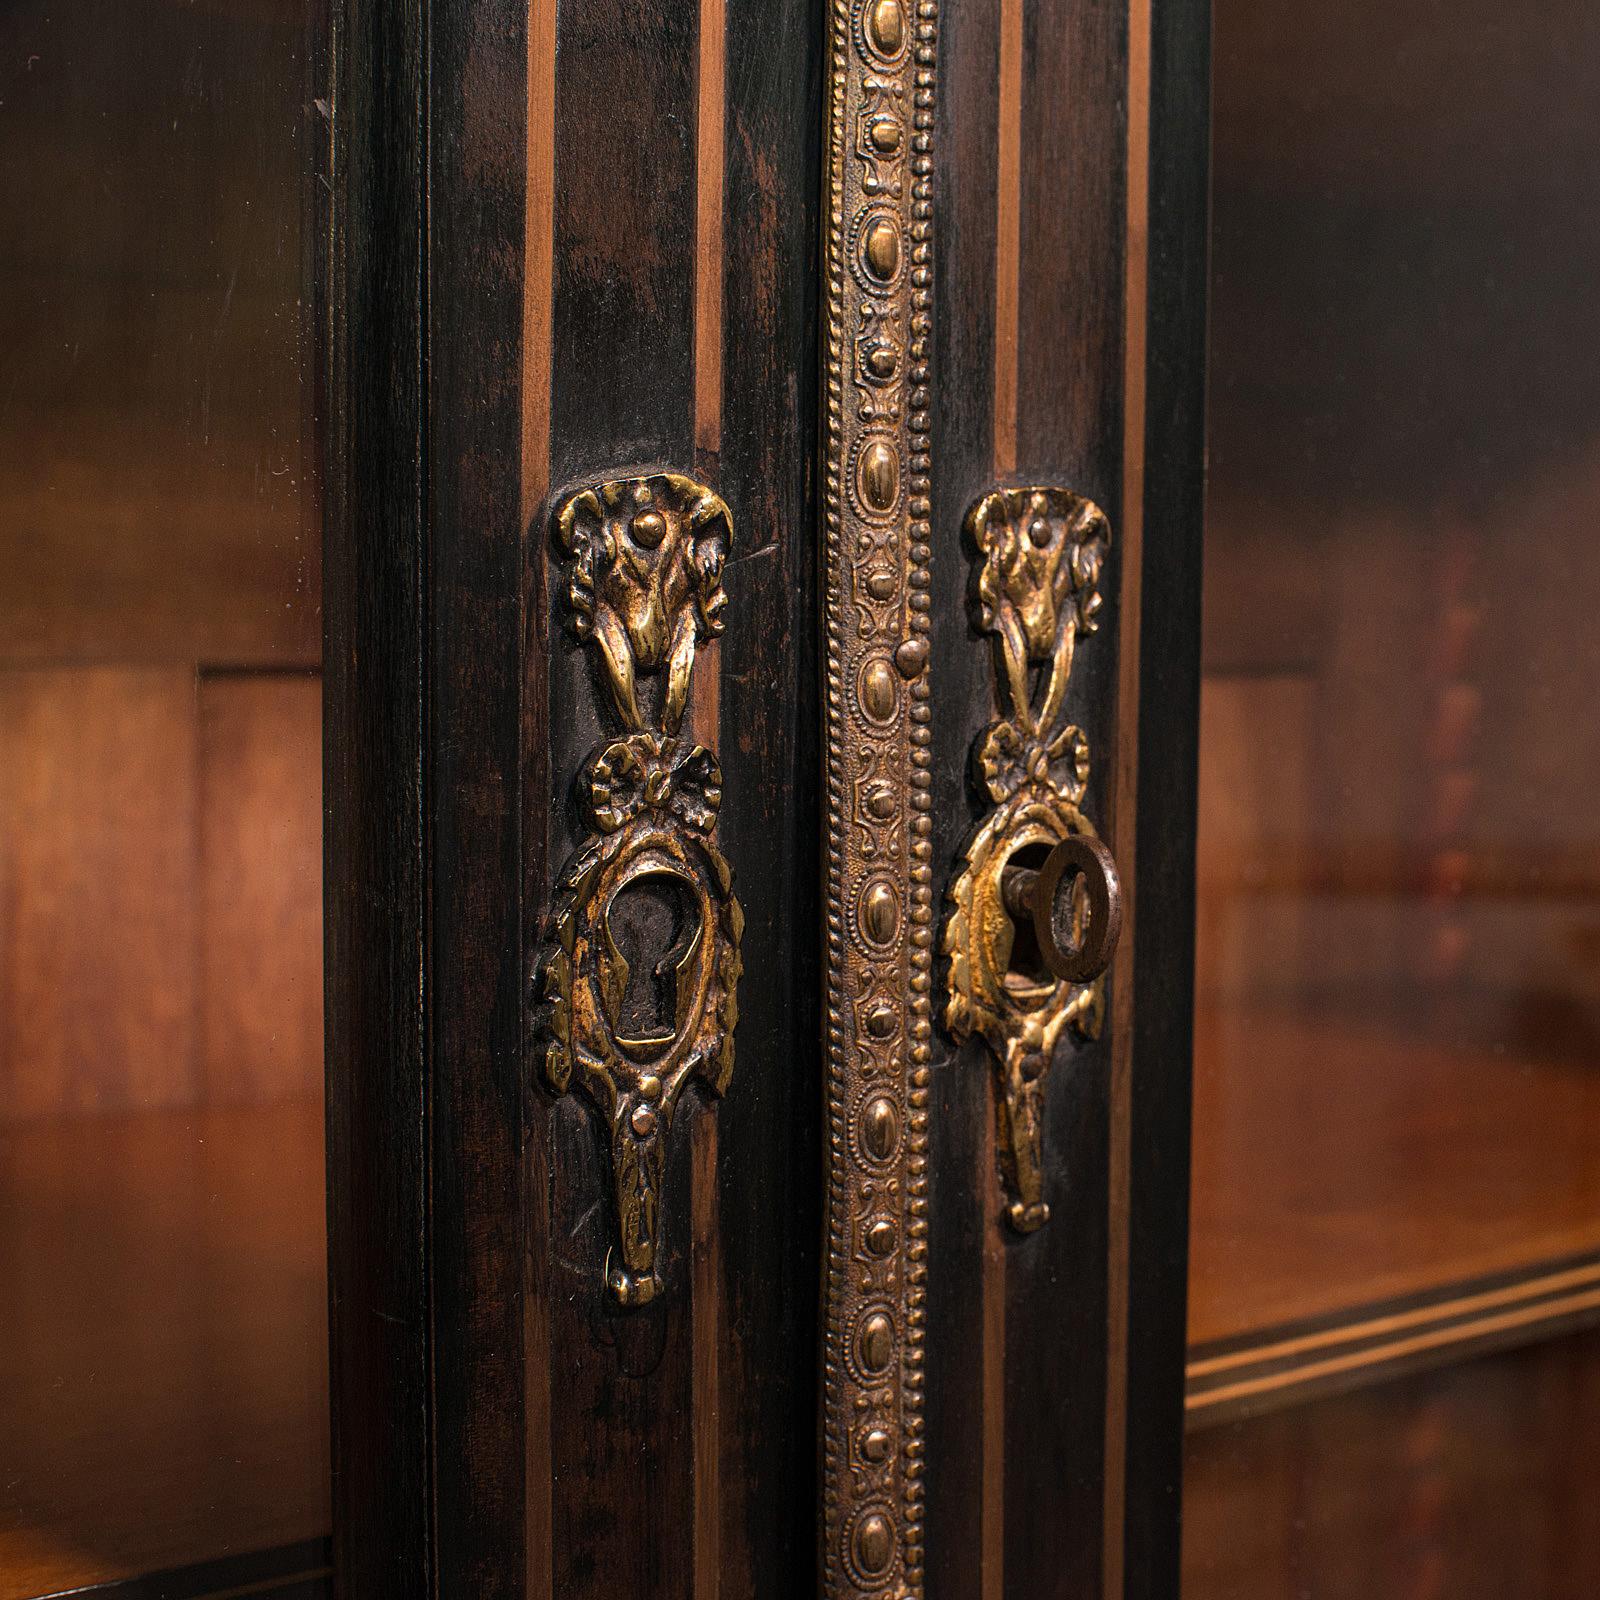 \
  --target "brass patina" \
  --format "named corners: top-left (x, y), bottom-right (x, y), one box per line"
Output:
top-left (819, 0), bottom-right (937, 1593)
top-left (944, 486), bottom-right (1122, 1233)
top-left (533, 473), bottom-right (743, 1307)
